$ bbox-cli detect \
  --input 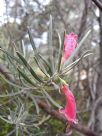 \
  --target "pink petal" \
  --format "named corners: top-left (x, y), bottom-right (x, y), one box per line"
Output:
top-left (62, 33), bottom-right (78, 63)
top-left (59, 85), bottom-right (77, 124)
